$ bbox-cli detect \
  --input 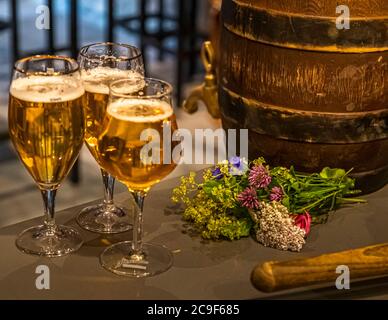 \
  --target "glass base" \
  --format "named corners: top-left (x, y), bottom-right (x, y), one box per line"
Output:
top-left (16, 224), bottom-right (83, 257)
top-left (77, 203), bottom-right (132, 234)
top-left (100, 241), bottom-right (173, 277)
